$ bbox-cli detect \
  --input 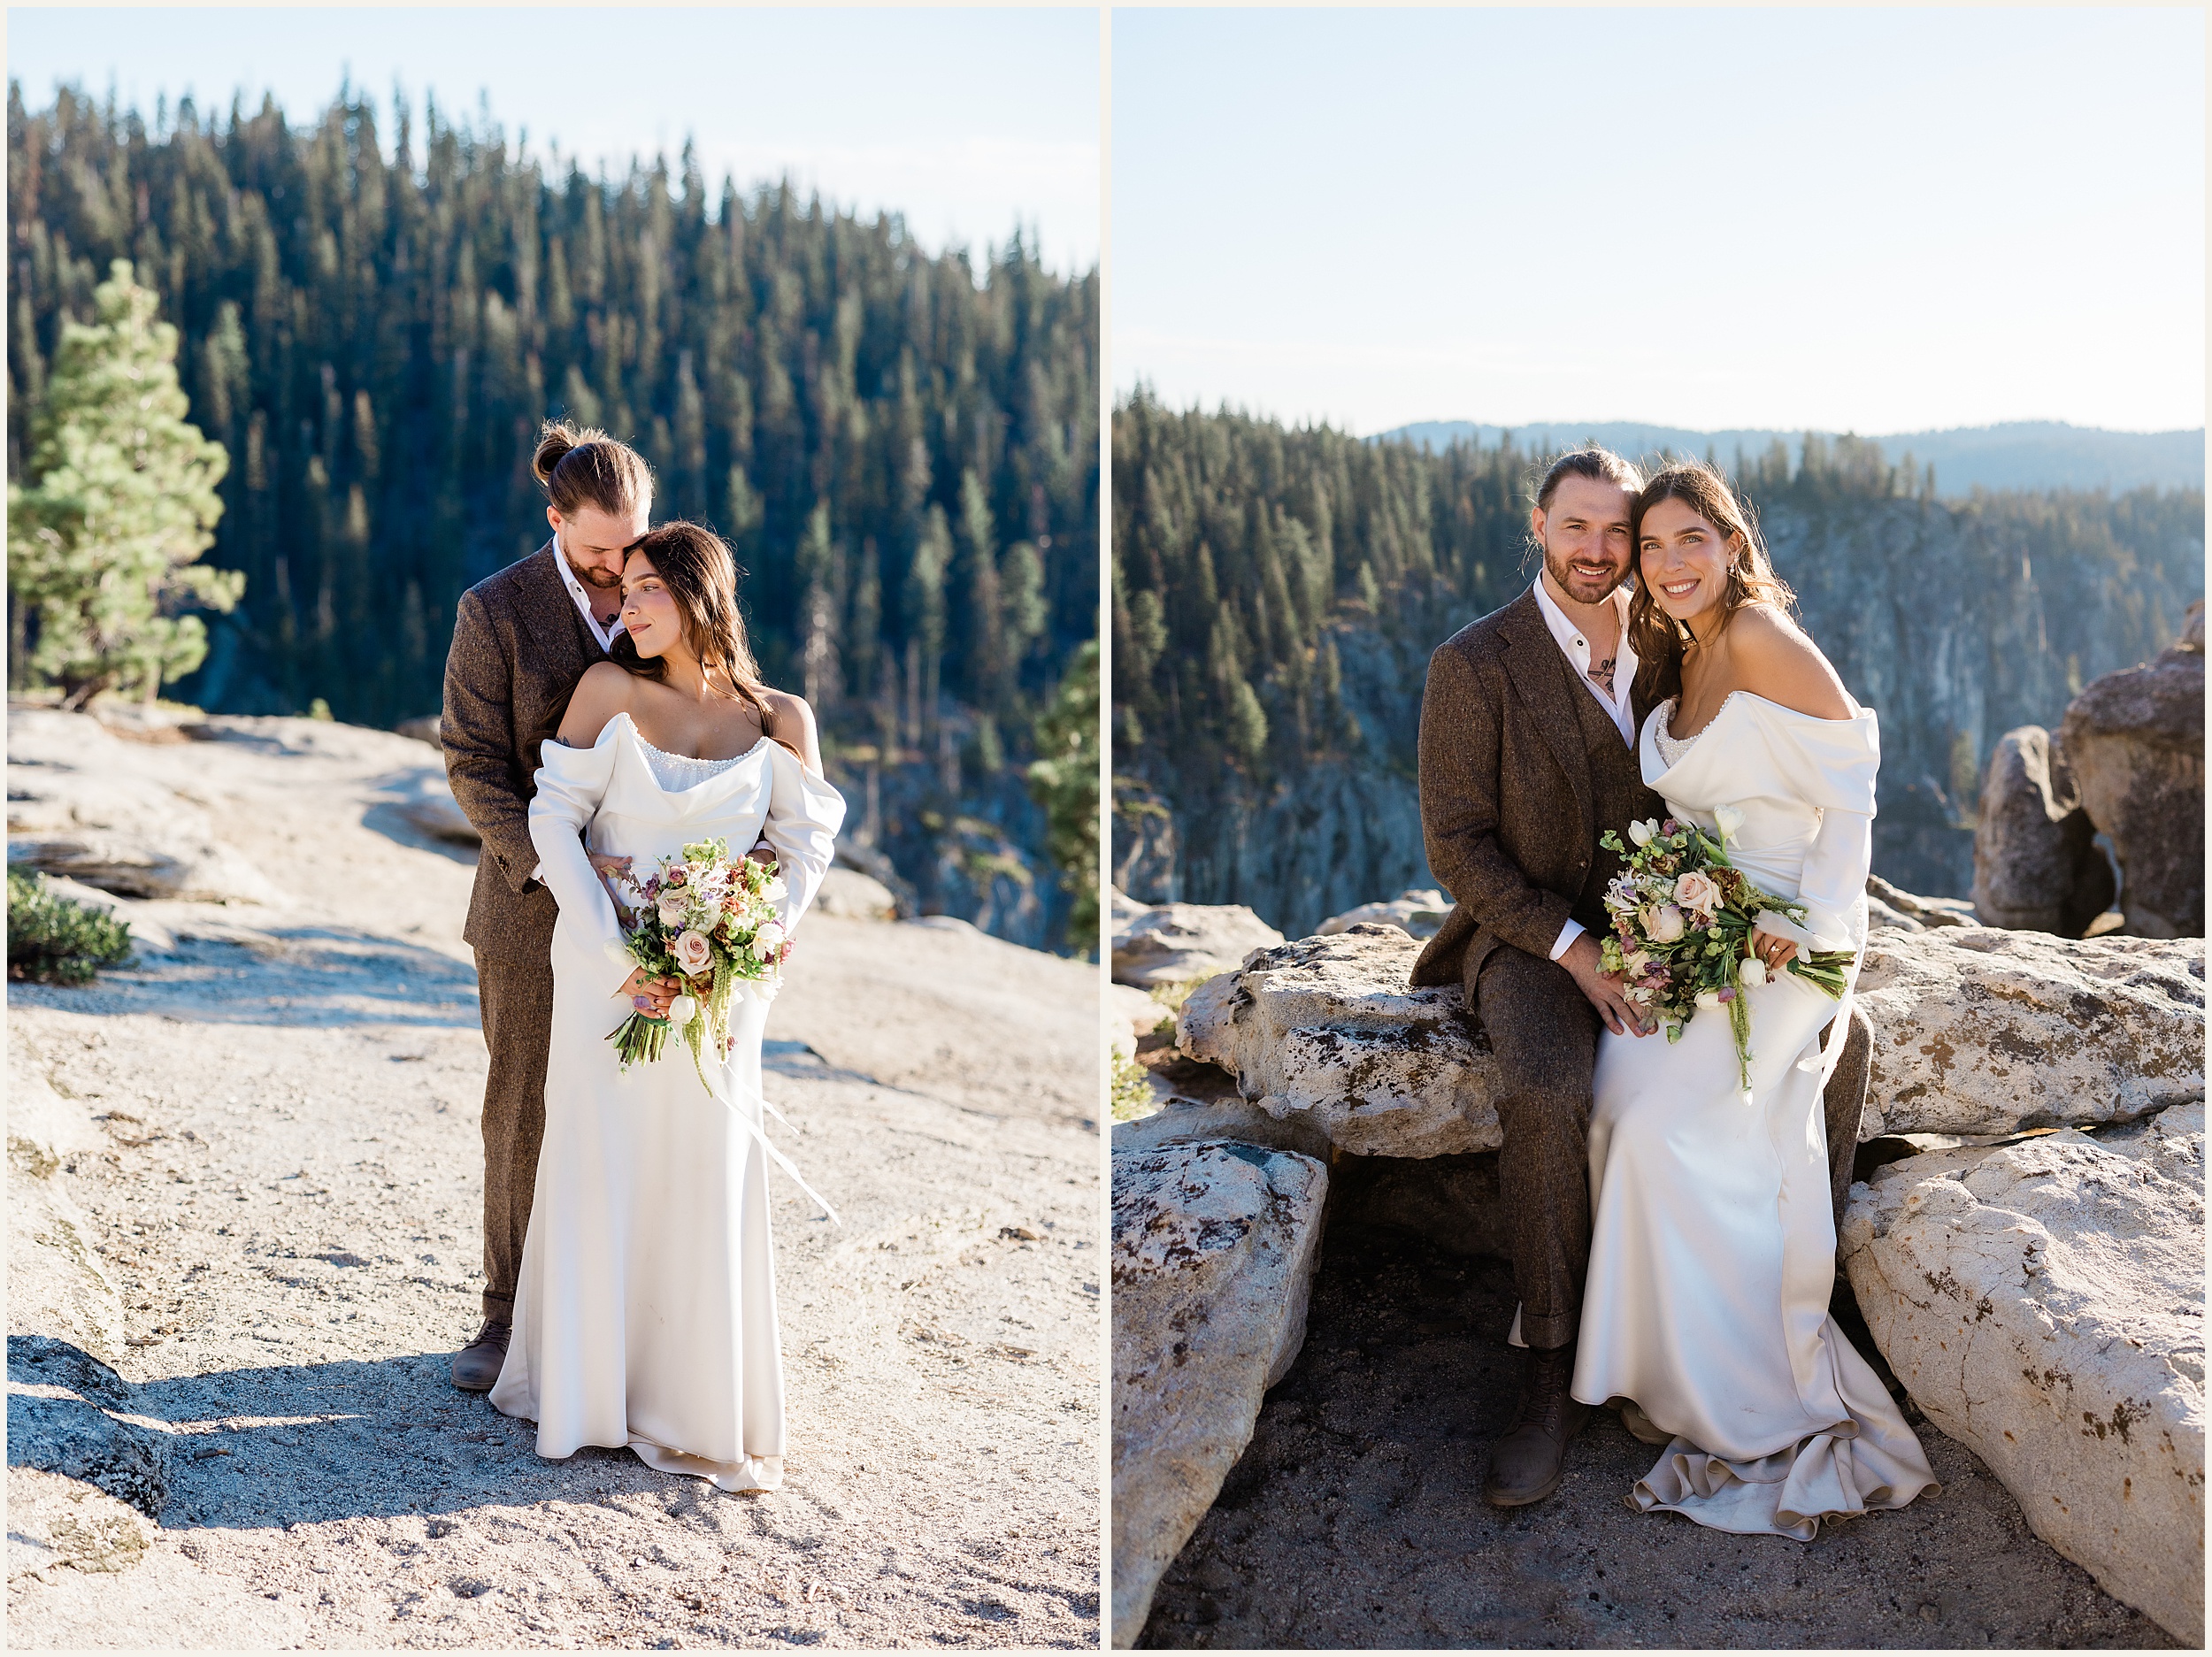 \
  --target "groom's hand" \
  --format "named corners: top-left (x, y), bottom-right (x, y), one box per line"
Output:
top-left (1561, 934), bottom-right (1652, 1037)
